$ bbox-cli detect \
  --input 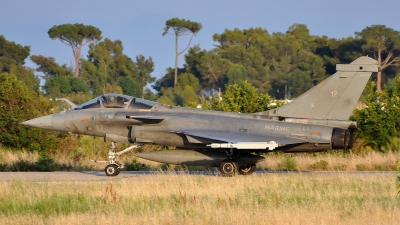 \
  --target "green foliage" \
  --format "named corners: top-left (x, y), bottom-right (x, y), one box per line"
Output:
top-left (356, 25), bottom-right (400, 90)
top-left (124, 157), bottom-right (143, 171)
top-left (356, 25), bottom-right (400, 59)
top-left (163, 18), bottom-right (202, 87)
top-left (213, 28), bottom-right (272, 94)
top-left (381, 137), bottom-right (400, 152)
top-left (227, 64), bottom-right (247, 84)
top-left (143, 88), bottom-right (158, 101)
top-left (209, 26), bottom-right (331, 98)
top-left (185, 46), bottom-right (230, 91)
top-left (0, 35), bottom-right (40, 92)
top-left (153, 67), bottom-right (183, 92)
top-left (158, 86), bottom-right (198, 107)
top-left (43, 75), bottom-right (72, 96)
top-left (136, 54), bottom-right (155, 98)
top-left (356, 164), bottom-right (368, 171)
top-left (48, 23), bottom-right (102, 77)
top-left (43, 75), bottom-right (88, 98)
top-left (30, 49), bottom-right (88, 99)
top-left (158, 73), bottom-right (201, 106)
top-left (30, 55), bottom-right (73, 79)
top-left (0, 73), bottom-right (60, 151)
top-left (5, 152), bottom-right (71, 172)
top-left (309, 160), bottom-right (329, 170)
top-left (176, 72), bottom-right (200, 92)
top-left (0, 35), bottom-right (30, 71)
top-left (48, 23), bottom-right (102, 44)
top-left (81, 38), bottom-right (140, 96)
top-left (63, 92), bottom-right (93, 106)
top-left (162, 18), bottom-right (202, 36)
top-left (170, 24), bottom-right (400, 102)
top-left (117, 76), bottom-right (141, 97)
top-left (10, 65), bottom-right (40, 93)
top-left (158, 87), bottom-right (177, 106)
top-left (201, 81), bottom-right (272, 113)
top-left (351, 78), bottom-right (400, 150)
